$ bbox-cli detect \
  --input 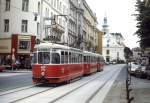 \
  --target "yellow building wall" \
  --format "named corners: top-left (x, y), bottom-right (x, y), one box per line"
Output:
top-left (96, 30), bottom-right (103, 54)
